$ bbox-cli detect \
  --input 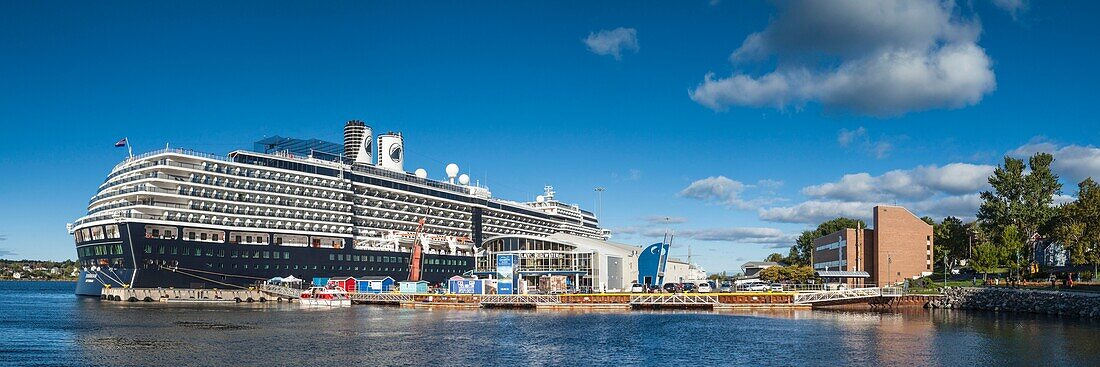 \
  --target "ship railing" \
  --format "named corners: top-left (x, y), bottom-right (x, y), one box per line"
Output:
top-left (113, 148), bottom-right (229, 171)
